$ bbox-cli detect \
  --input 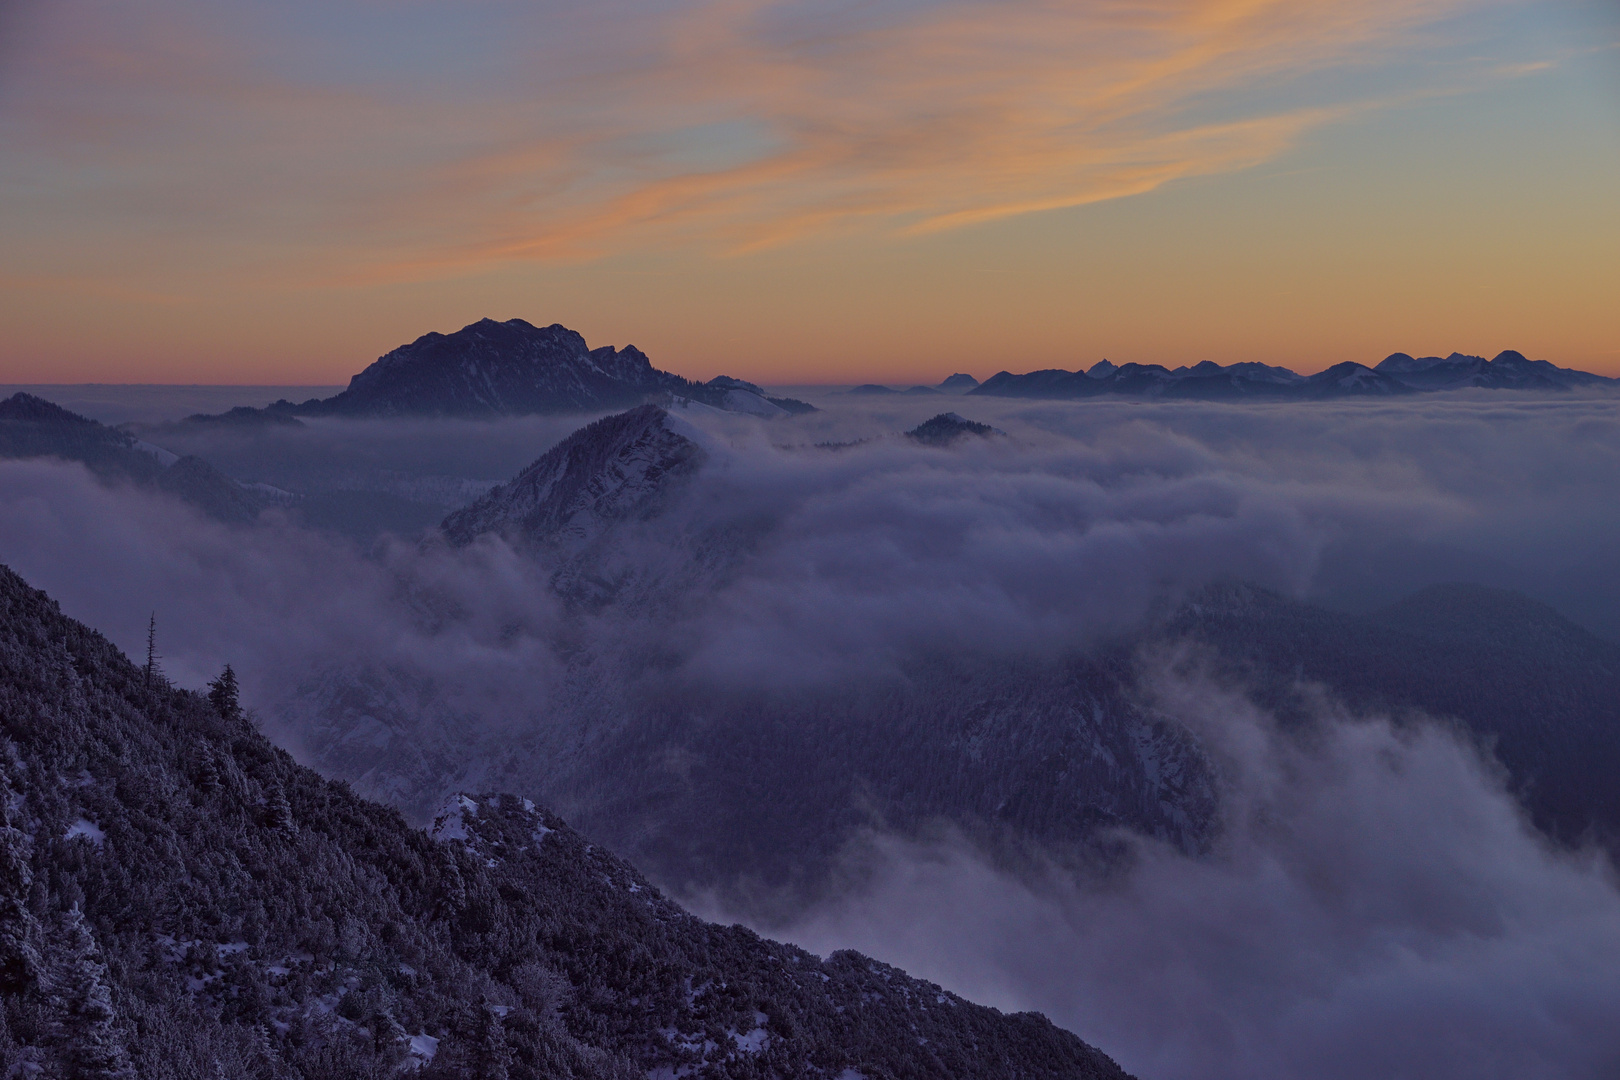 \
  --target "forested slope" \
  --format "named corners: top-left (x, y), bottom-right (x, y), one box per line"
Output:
top-left (0, 564), bottom-right (1129, 1079)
